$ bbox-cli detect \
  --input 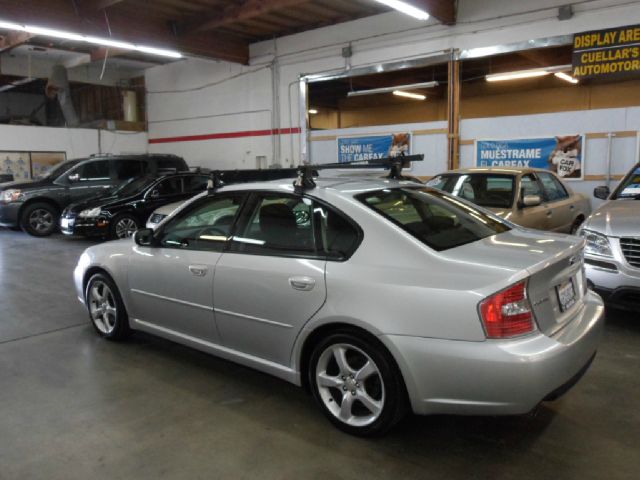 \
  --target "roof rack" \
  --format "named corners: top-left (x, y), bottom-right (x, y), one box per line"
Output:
top-left (207, 153), bottom-right (424, 193)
